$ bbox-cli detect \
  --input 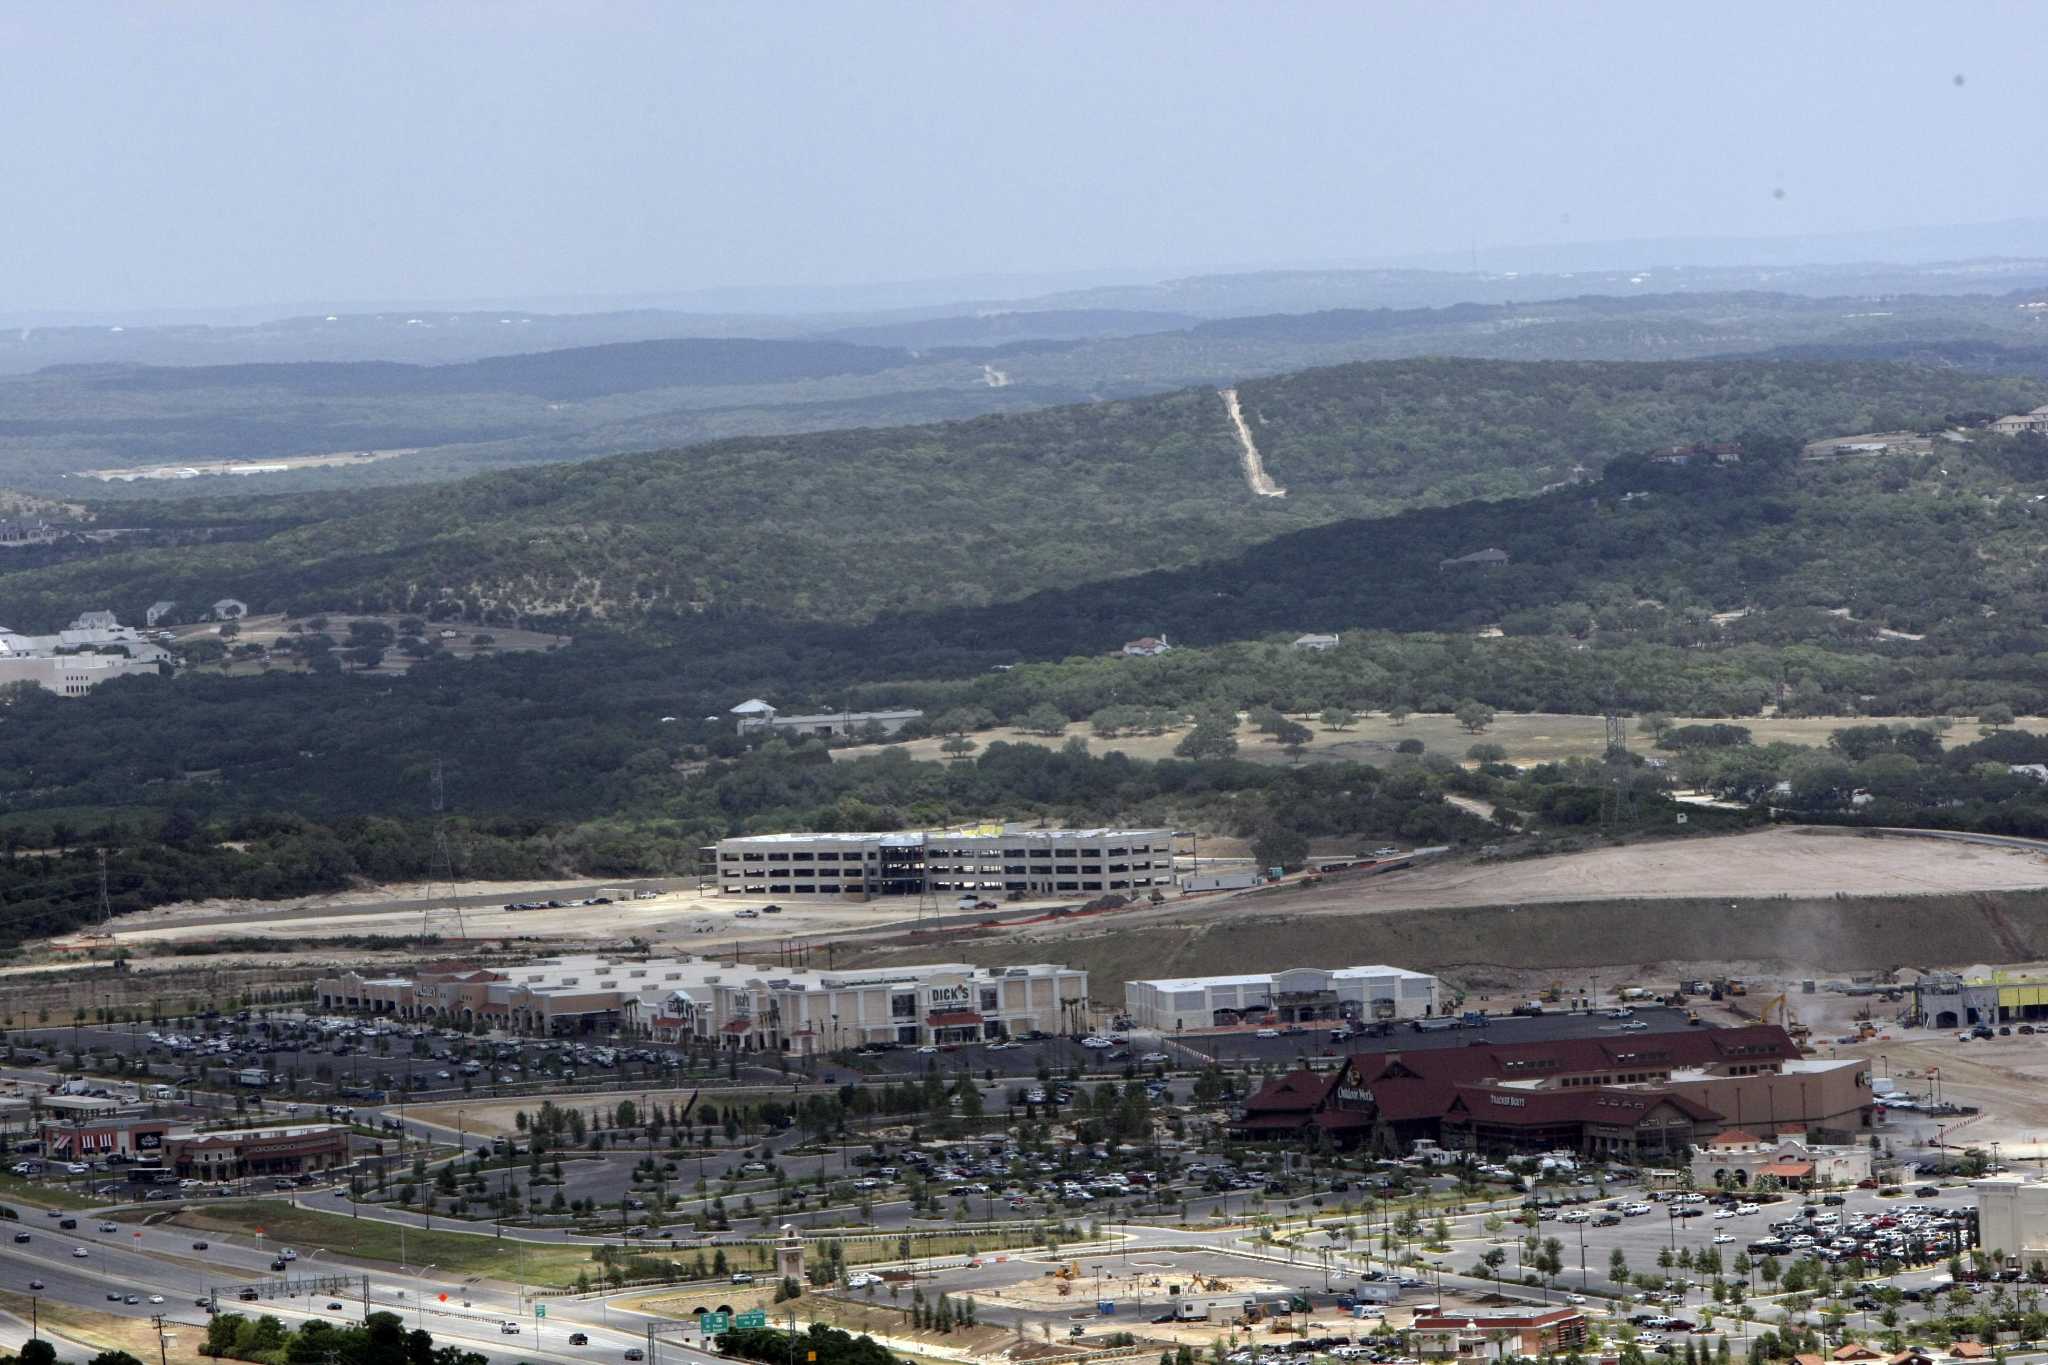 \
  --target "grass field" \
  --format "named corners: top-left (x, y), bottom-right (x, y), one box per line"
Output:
top-left (148, 1201), bottom-right (599, 1287)
top-left (0, 1172), bottom-right (108, 1211)
top-left (838, 710), bottom-right (2038, 770)
top-left (0, 1289), bottom-right (214, 1365)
